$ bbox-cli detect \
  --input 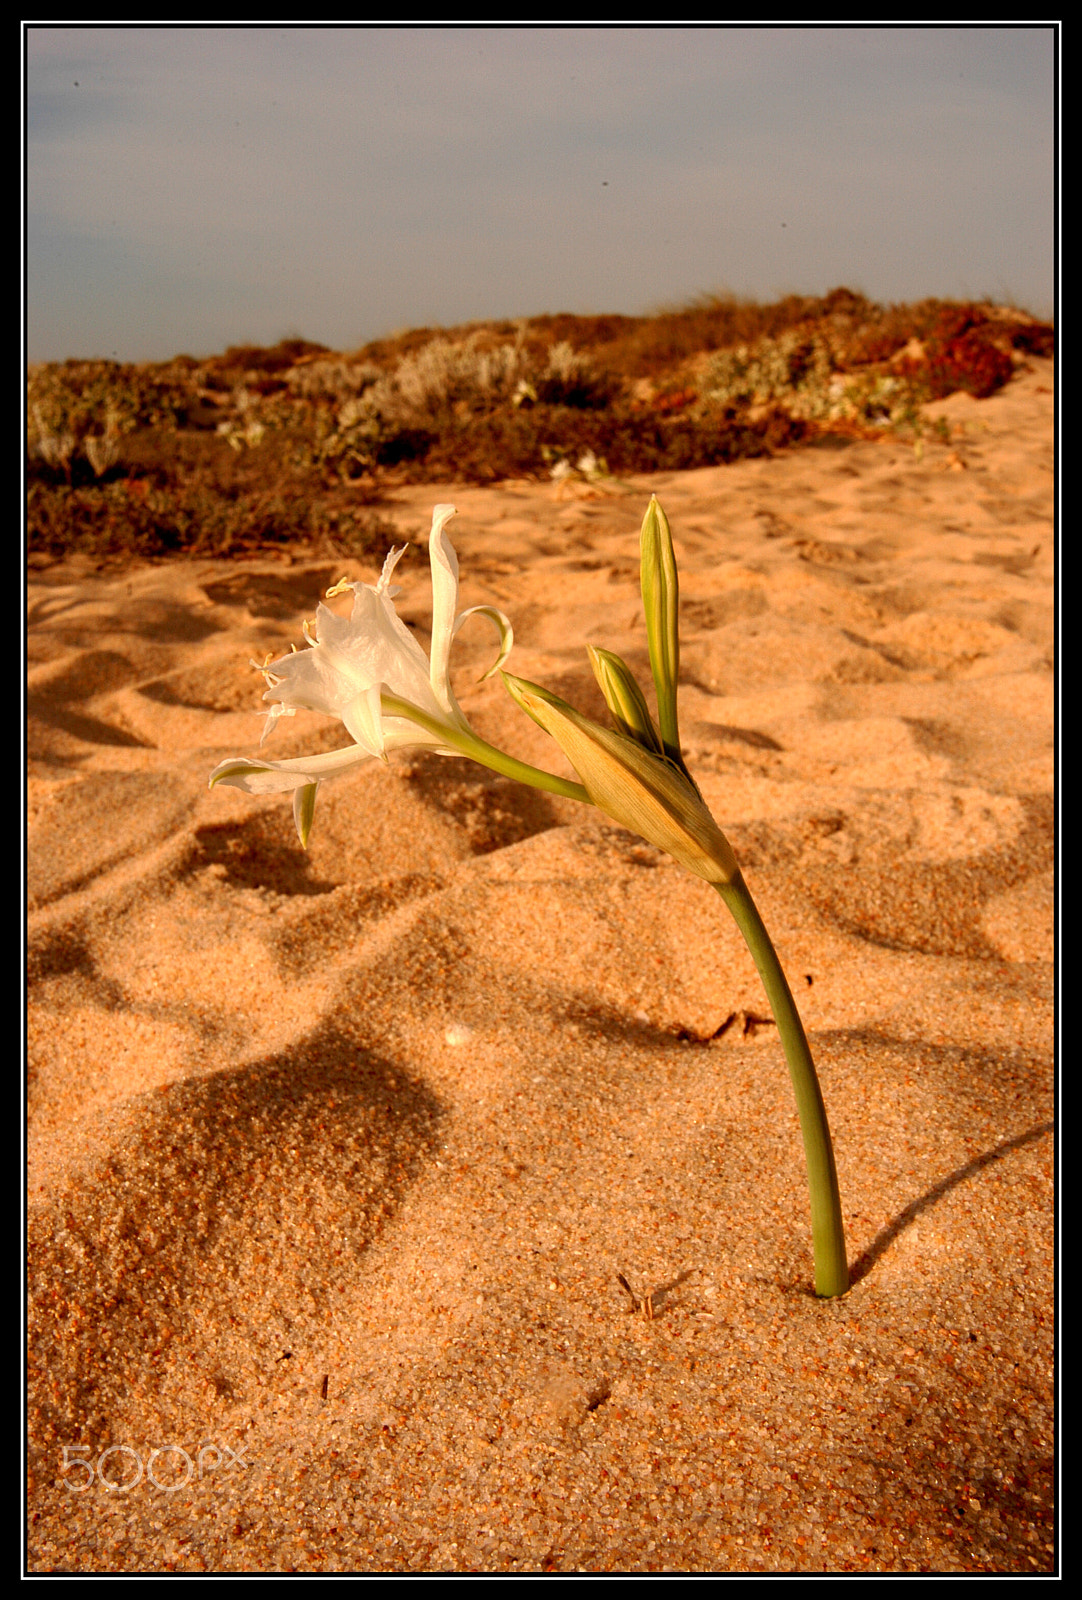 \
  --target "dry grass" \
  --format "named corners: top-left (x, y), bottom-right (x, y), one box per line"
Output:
top-left (26, 290), bottom-right (1052, 566)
